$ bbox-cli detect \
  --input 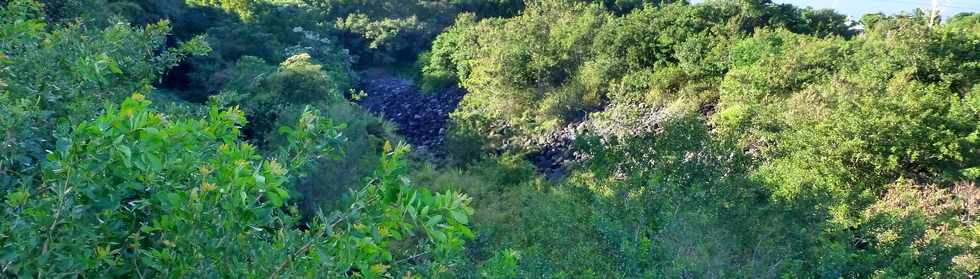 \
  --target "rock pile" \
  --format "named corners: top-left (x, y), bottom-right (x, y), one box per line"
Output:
top-left (355, 73), bottom-right (598, 180)
top-left (355, 76), bottom-right (465, 154)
